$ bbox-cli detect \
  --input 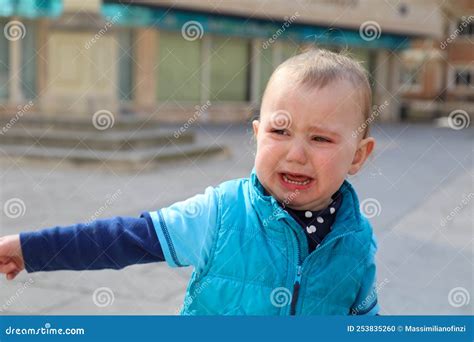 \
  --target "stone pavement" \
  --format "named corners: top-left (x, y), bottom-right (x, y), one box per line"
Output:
top-left (0, 122), bottom-right (472, 315)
